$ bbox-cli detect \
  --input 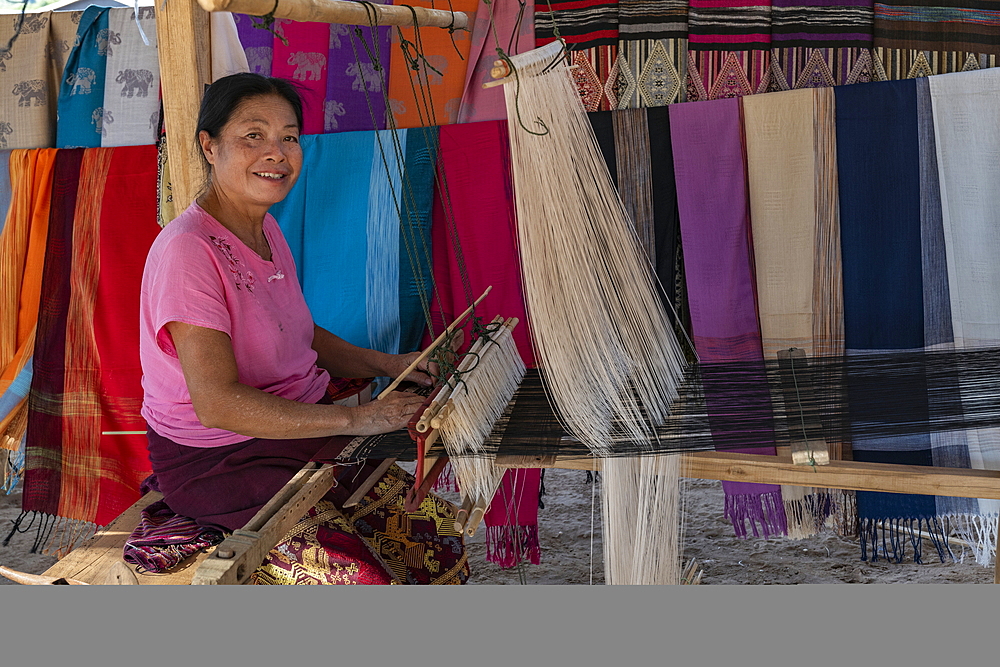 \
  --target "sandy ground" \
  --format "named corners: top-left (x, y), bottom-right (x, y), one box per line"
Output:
top-left (0, 469), bottom-right (993, 585)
